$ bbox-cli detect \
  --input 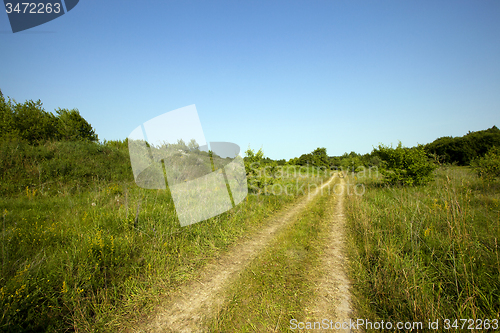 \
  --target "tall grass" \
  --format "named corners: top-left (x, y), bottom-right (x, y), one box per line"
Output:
top-left (345, 166), bottom-right (500, 330)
